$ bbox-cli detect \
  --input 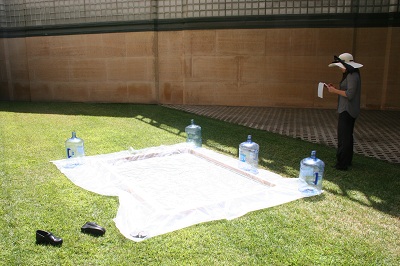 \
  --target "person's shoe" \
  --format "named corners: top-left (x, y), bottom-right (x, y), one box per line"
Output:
top-left (36, 230), bottom-right (63, 246)
top-left (81, 222), bottom-right (106, 236)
